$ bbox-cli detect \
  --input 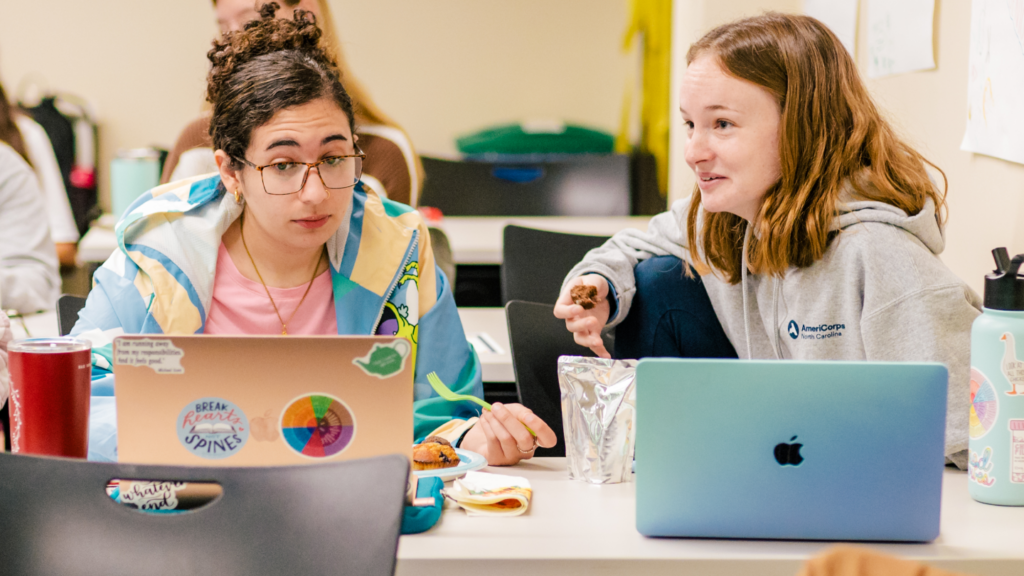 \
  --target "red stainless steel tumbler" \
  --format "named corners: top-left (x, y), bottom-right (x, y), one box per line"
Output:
top-left (8, 338), bottom-right (92, 457)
